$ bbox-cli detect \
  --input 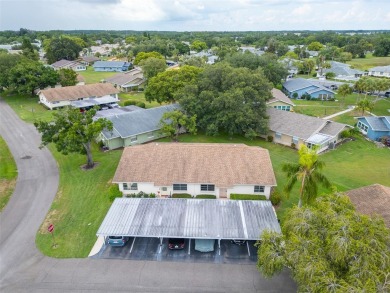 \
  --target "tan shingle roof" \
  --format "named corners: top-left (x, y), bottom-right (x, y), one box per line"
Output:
top-left (346, 184), bottom-right (390, 227)
top-left (39, 83), bottom-right (119, 102)
top-left (268, 88), bottom-right (295, 106)
top-left (113, 143), bottom-right (277, 187)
